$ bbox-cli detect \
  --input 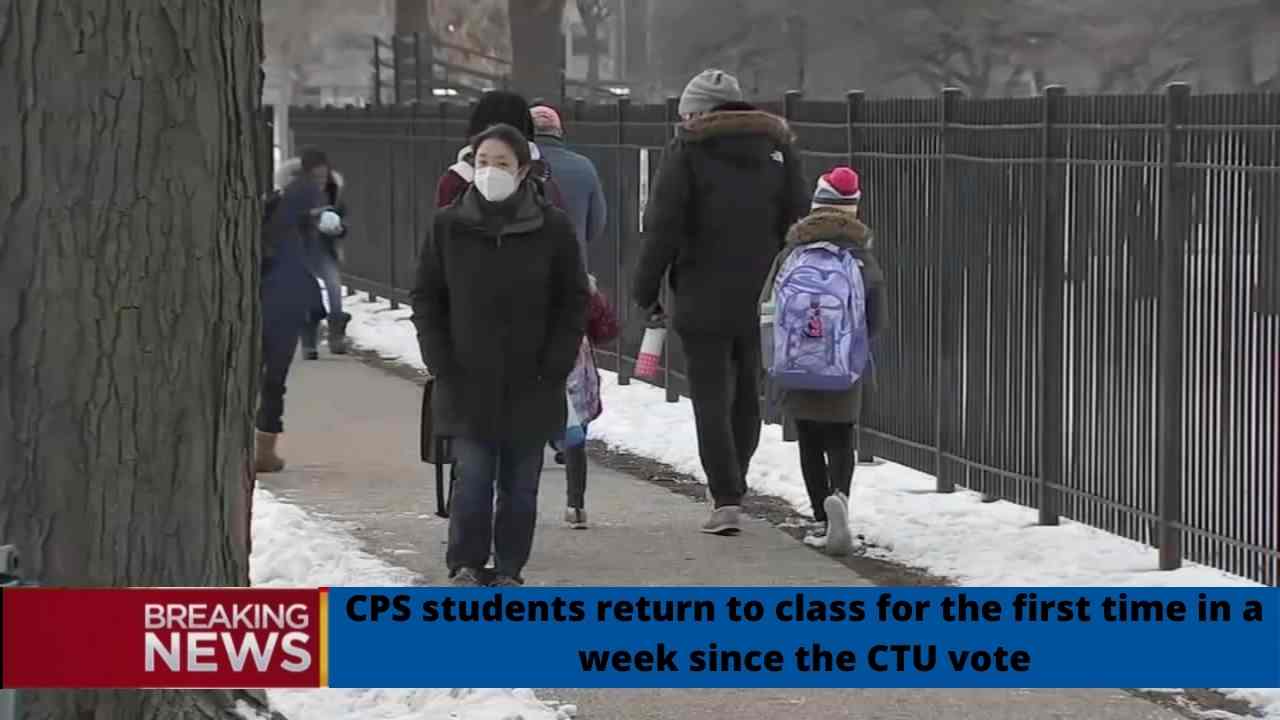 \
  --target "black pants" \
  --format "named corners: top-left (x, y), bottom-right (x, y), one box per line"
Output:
top-left (257, 318), bottom-right (301, 434)
top-left (796, 420), bottom-right (854, 522)
top-left (565, 444), bottom-right (588, 509)
top-left (681, 331), bottom-right (762, 508)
